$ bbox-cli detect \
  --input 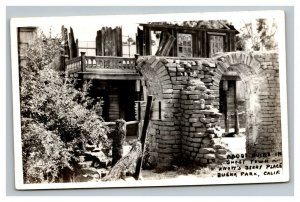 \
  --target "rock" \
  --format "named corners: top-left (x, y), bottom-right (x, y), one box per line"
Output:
top-left (202, 137), bottom-right (212, 144)
top-left (189, 118), bottom-right (199, 123)
top-left (192, 138), bottom-right (202, 143)
top-left (186, 86), bottom-right (195, 91)
top-left (192, 122), bottom-right (203, 127)
top-left (211, 138), bottom-right (221, 145)
top-left (84, 151), bottom-right (110, 168)
top-left (206, 105), bottom-right (213, 110)
top-left (195, 85), bottom-right (207, 91)
top-left (85, 144), bottom-right (96, 151)
top-left (206, 123), bottom-right (212, 128)
top-left (200, 118), bottom-right (210, 124)
top-left (215, 131), bottom-right (223, 138)
top-left (194, 132), bottom-right (206, 138)
top-left (214, 144), bottom-right (226, 149)
top-left (200, 159), bottom-right (208, 164)
top-left (189, 95), bottom-right (199, 99)
top-left (208, 133), bottom-right (215, 139)
top-left (216, 154), bottom-right (227, 160)
top-left (204, 153), bottom-right (216, 160)
top-left (75, 167), bottom-right (101, 182)
top-left (198, 148), bottom-right (215, 154)
top-left (207, 128), bottom-right (215, 134)
top-left (217, 149), bottom-right (227, 154)
top-left (208, 163), bottom-right (218, 169)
